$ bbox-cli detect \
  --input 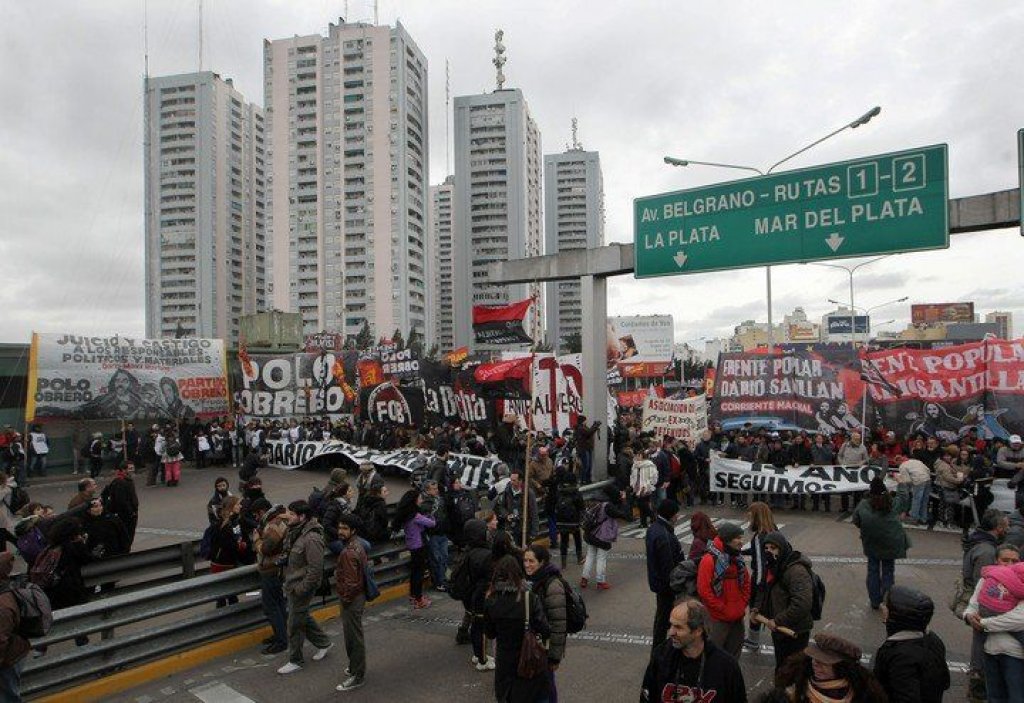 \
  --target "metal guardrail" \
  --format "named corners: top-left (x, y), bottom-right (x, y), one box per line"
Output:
top-left (22, 478), bottom-right (615, 699)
